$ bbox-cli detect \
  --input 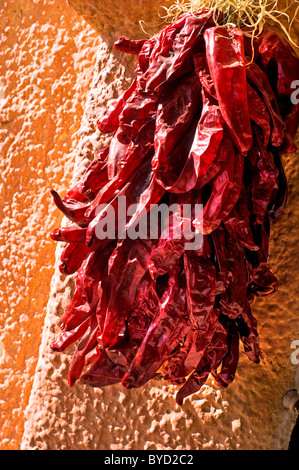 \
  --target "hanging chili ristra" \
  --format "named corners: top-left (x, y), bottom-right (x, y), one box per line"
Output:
top-left (50, 5), bottom-right (299, 405)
